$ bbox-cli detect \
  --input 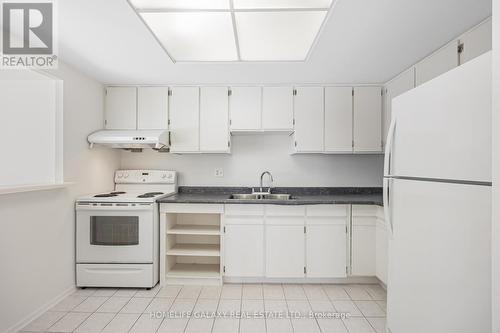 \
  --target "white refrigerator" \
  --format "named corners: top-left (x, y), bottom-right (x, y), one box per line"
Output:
top-left (384, 52), bottom-right (492, 333)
